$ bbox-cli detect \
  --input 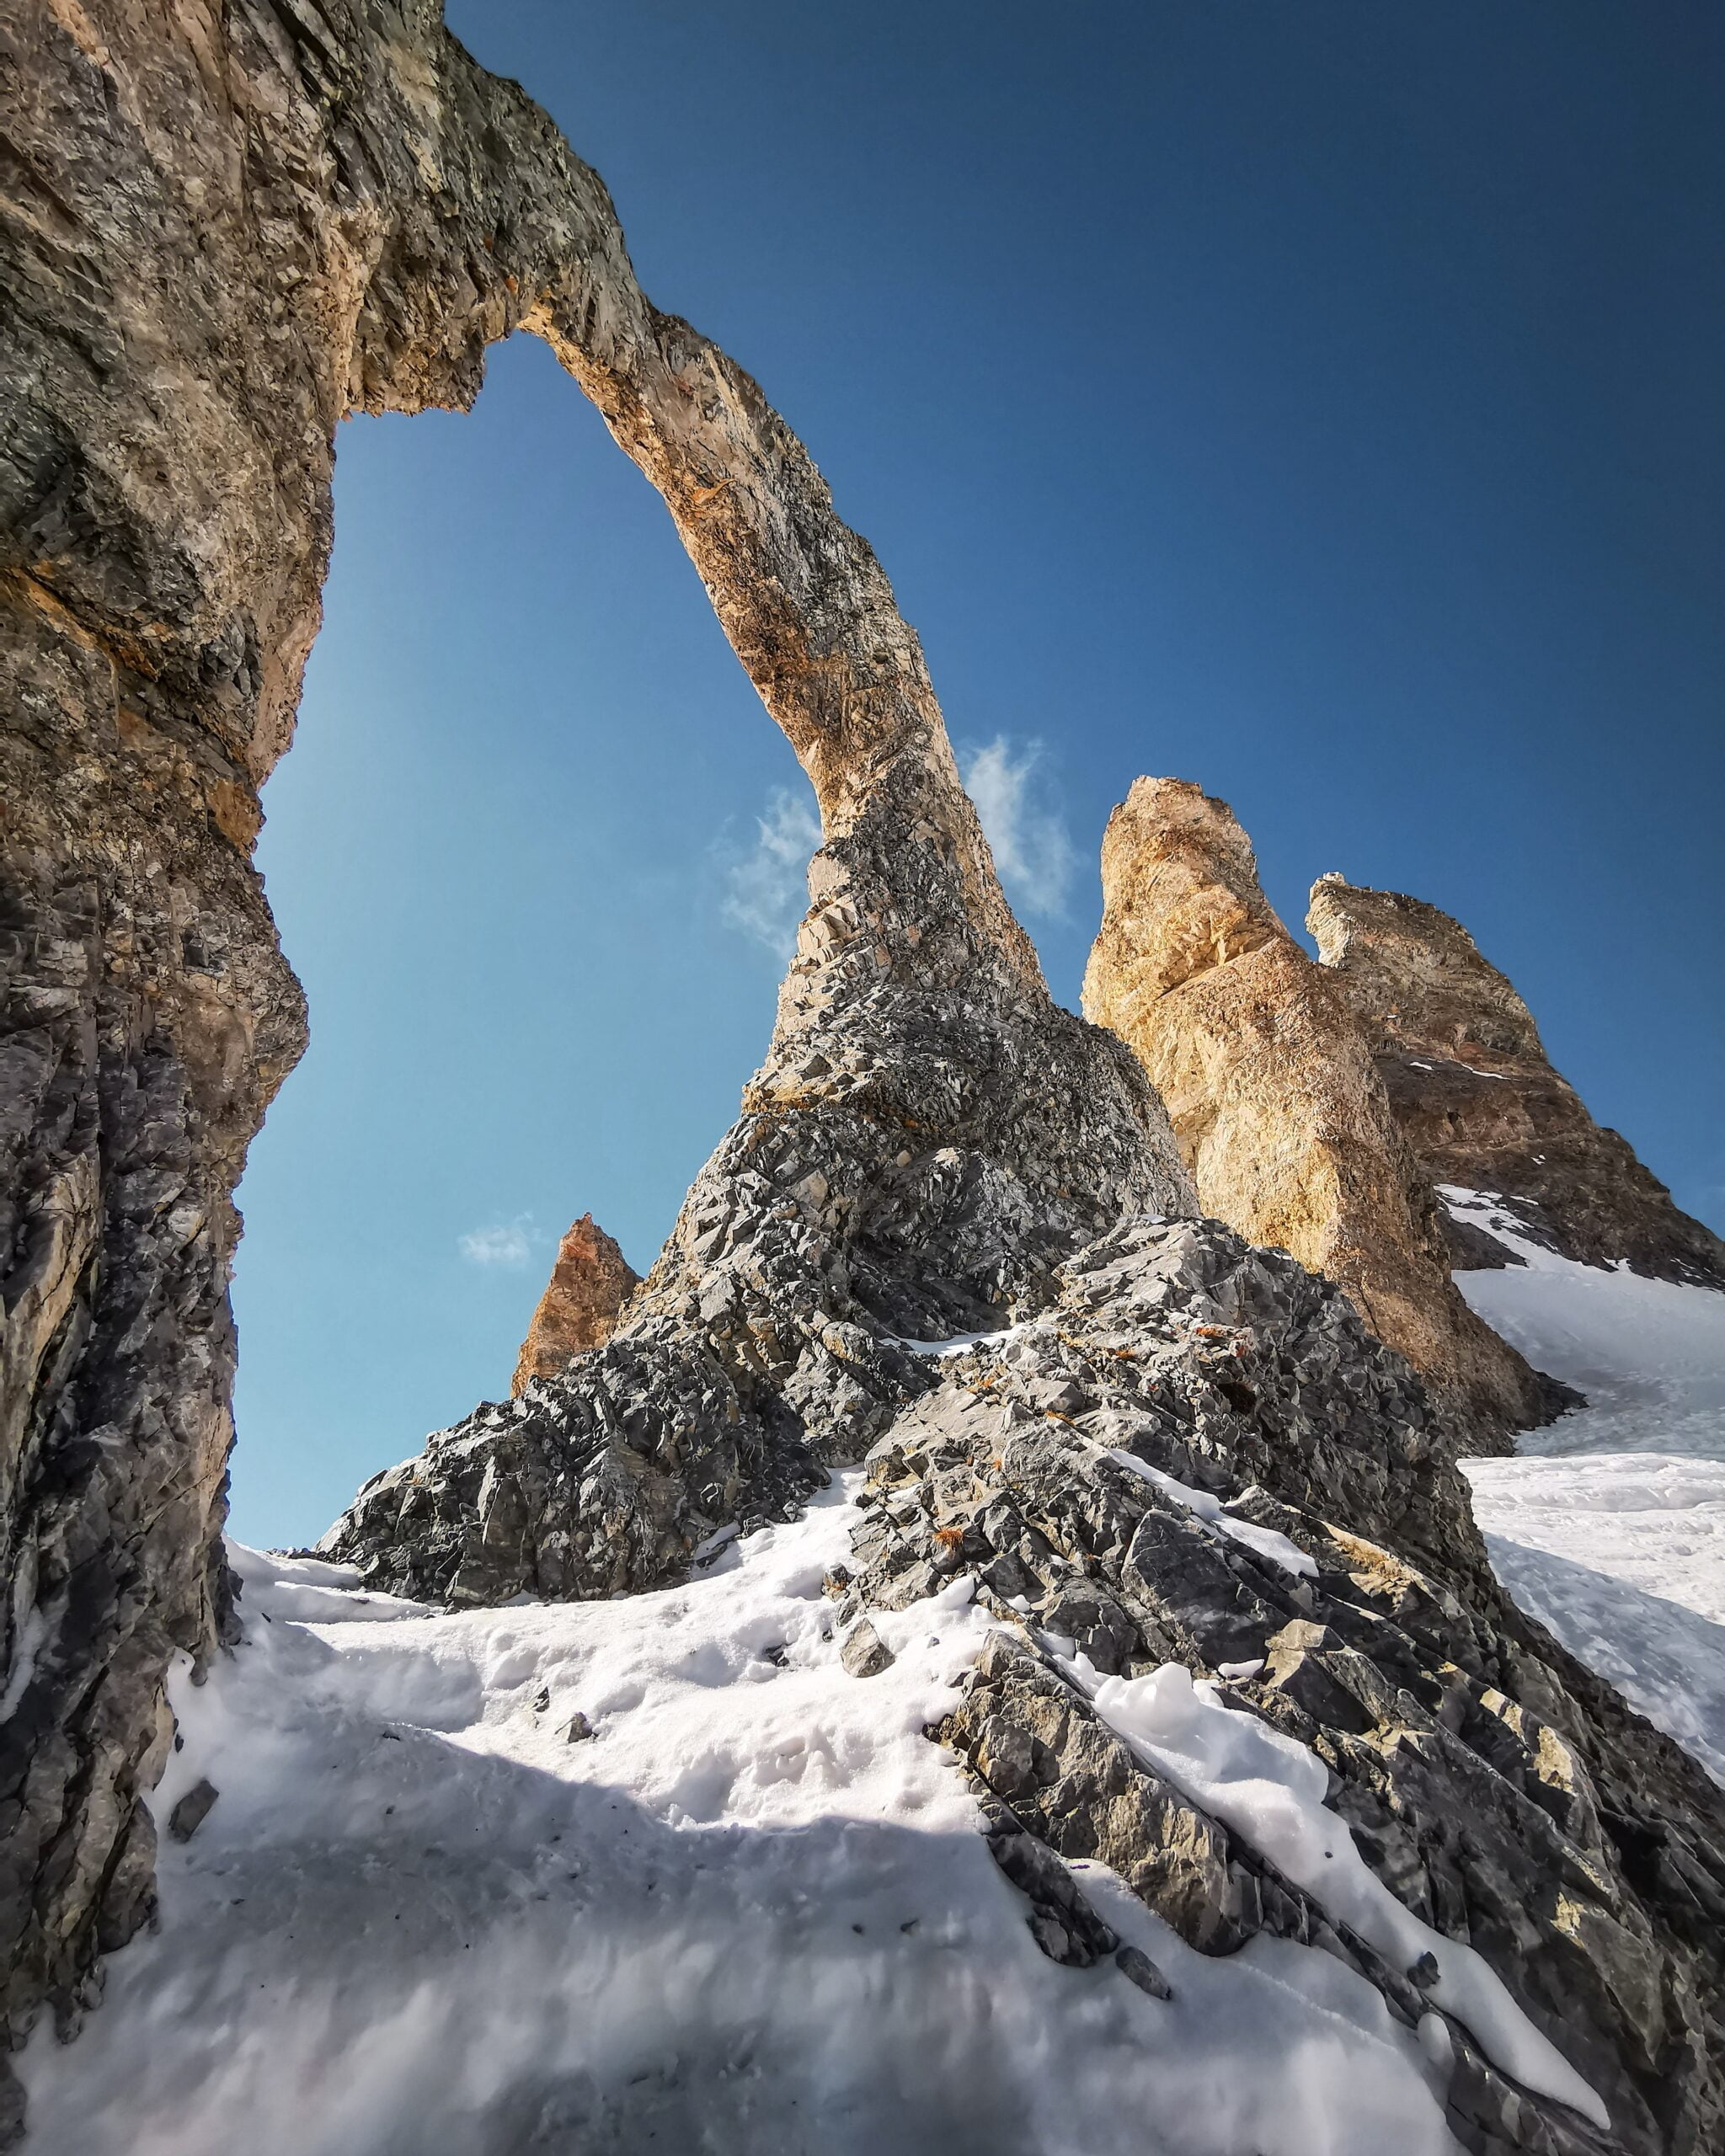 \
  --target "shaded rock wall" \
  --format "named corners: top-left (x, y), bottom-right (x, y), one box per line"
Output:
top-left (1, 0), bottom-right (1190, 2097)
top-left (1081, 779), bottom-right (1554, 1446)
top-left (511, 1215), bottom-right (638, 1396)
top-left (1310, 879), bottom-right (1725, 1286)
